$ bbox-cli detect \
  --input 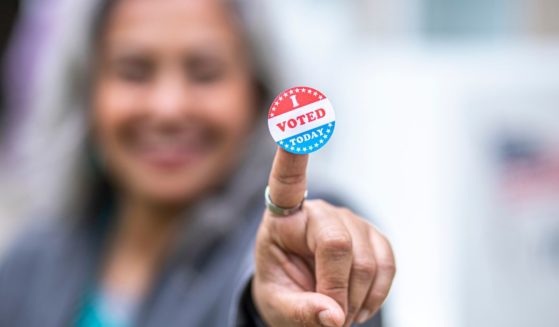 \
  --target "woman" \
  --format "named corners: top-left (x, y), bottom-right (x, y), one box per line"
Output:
top-left (0, 0), bottom-right (395, 326)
